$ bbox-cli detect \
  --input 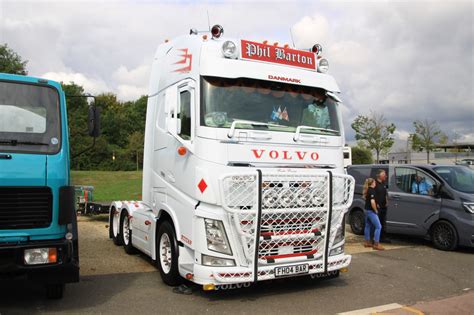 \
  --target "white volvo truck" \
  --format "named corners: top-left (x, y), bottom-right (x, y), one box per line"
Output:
top-left (109, 25), bottom-right (355, 290)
